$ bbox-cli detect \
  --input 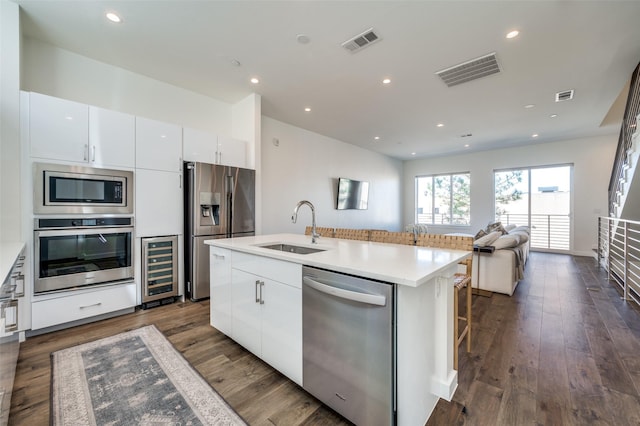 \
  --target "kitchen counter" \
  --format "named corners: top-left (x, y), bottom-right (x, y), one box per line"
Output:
top-left (205, 233), bottom-right (470, 287)
top-left (206, 232), bottom-right (472, 425)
